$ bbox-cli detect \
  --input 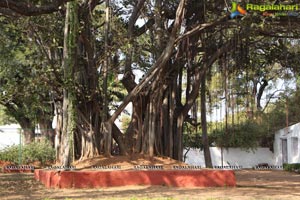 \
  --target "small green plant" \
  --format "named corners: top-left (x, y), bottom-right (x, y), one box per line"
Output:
top-left (0, 140), bottom-right (55, 165)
